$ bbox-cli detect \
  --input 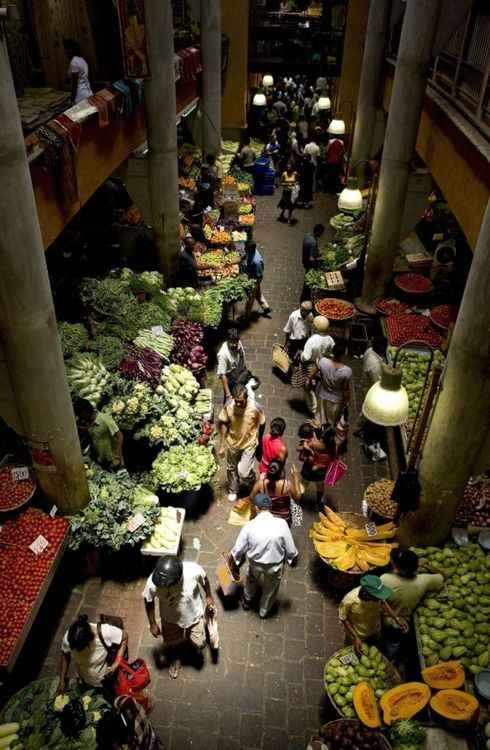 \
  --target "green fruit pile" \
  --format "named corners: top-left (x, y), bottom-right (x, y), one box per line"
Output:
top-left (388, 347), bottom-right (445, 424)
top-left (324, 645), bottom-right (393, 718)
top-left (414, 542), bottom-right (490, 675)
